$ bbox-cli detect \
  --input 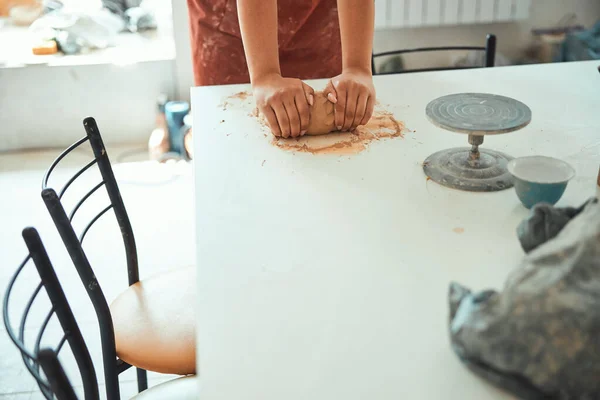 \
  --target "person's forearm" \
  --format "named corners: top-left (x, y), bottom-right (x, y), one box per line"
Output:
top-left (337, 0), bottom-right (374, 73)
top-left (237, 0), bottom-right (280, 83)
